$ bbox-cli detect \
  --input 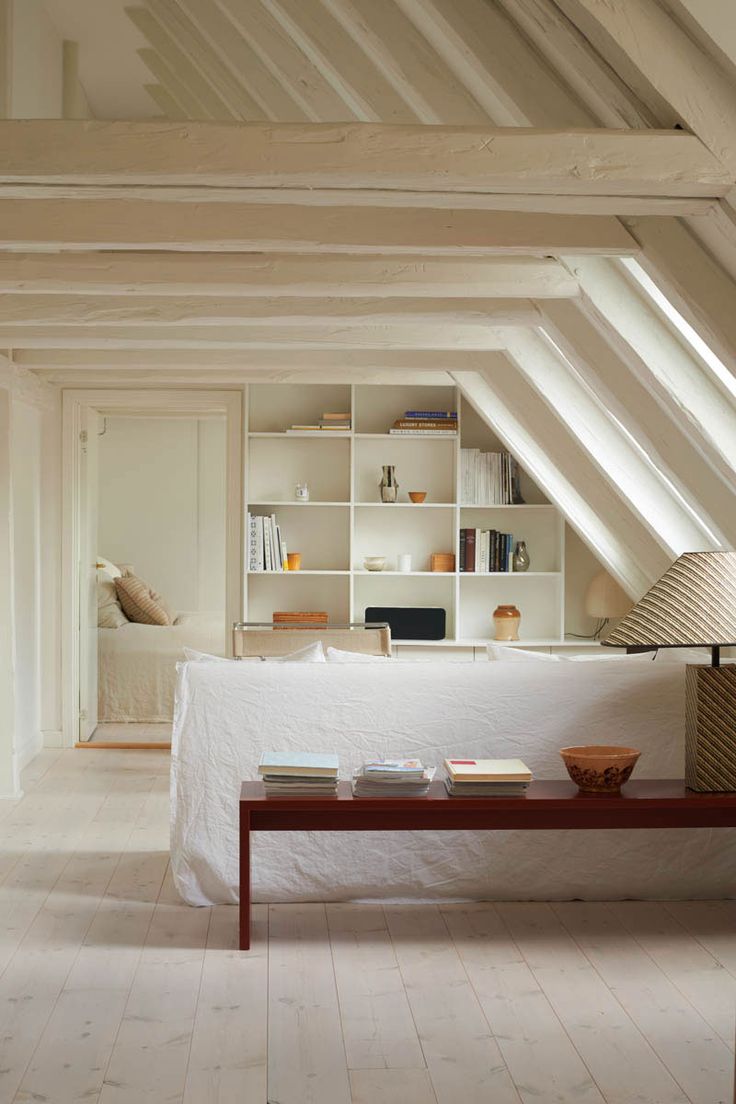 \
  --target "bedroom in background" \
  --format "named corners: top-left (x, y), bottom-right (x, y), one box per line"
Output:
top-left (62, 390), bottom-right (242, 749)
